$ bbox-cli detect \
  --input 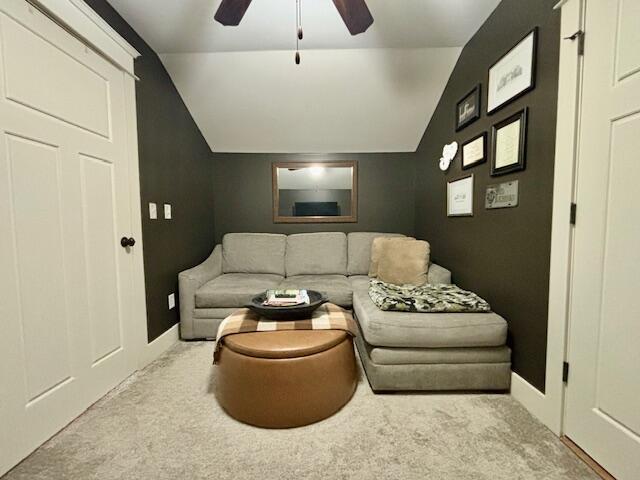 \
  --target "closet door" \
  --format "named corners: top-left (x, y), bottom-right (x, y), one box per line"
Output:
top-left (0, 1), bottom-right (138, 474)
top-left (564, 0), bottom-right (640, 478)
